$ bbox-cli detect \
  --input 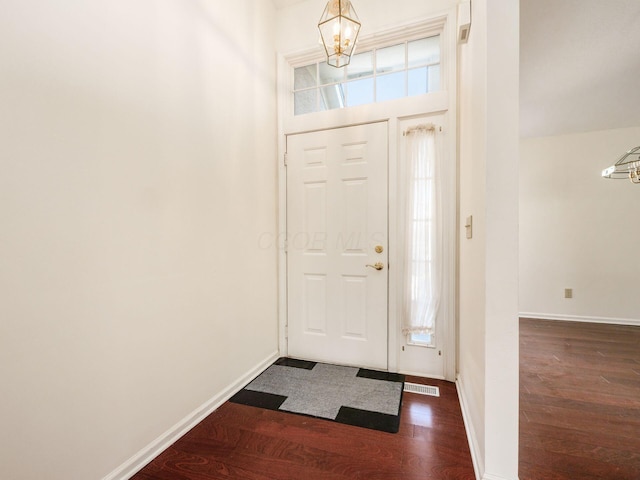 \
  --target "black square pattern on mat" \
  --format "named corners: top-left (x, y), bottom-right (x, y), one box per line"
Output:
top-left (274, 357), bottom-right (317, 370)
top-left (229, 358), bottom-right (405, 433)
